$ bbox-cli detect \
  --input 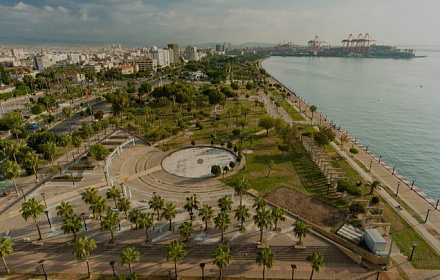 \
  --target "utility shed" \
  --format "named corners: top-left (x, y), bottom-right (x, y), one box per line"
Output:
top-left (364, 229), bottom-right (387, 254)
